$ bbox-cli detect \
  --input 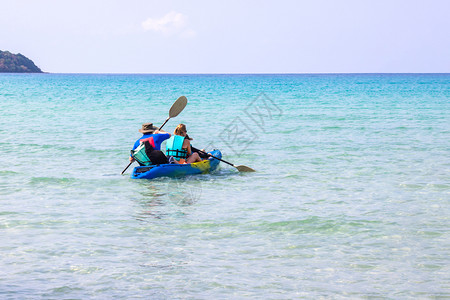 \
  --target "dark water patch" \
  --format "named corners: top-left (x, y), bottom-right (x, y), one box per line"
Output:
top-left (49, 286), bottom-right (85, 294)
top-left (7, 142), bottom-right (76, 152)
top-left (181, 222), bottom-right (239, 230)
top-left (251, 217), bottom-right (385, 235)
top-left (0, 211), bottom-right (20, 216)
top-left (322, 126), bottom-right (342, 130)
top-left (1, 218), bottom-right (79, 230)
top-left (29, 176), bottom-right (79, 186)
top-left (399, 182), bottom-right (450, 190)
top-left (281, 173), bottom-right (301, 179)
top-left (0, 170), bottom-right (19, 176)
